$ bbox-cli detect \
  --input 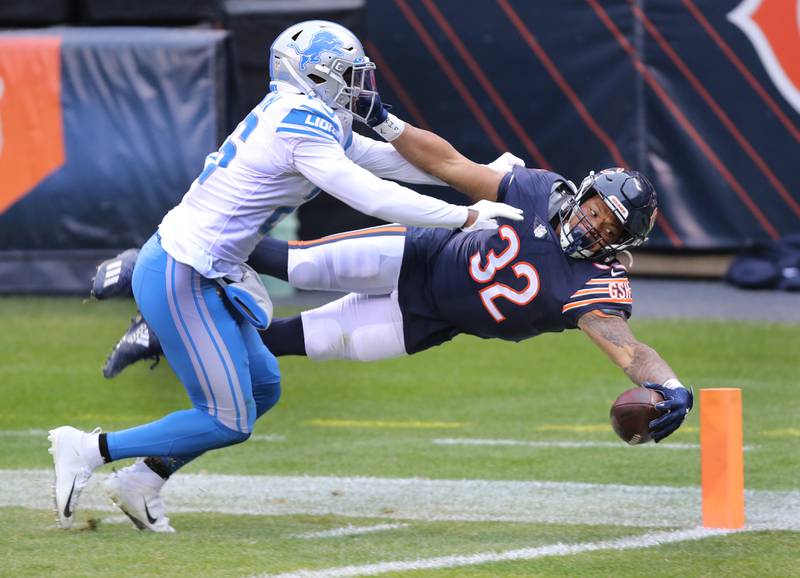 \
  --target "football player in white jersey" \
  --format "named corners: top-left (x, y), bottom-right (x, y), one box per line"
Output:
top-left (47, 20), bottom-right (524, 532)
